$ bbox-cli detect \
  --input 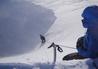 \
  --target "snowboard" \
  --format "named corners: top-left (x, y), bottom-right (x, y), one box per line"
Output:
top-left (62, 52), bottom-right (86, 61)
